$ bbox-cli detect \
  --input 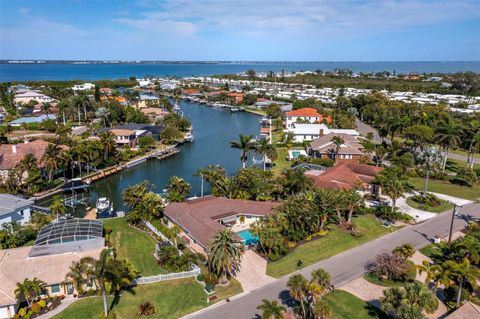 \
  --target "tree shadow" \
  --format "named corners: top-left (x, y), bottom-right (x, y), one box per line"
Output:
top-left (278, 289), bottom-right (296, 308)
top-left (365, 302), bottom-right (388, 319)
